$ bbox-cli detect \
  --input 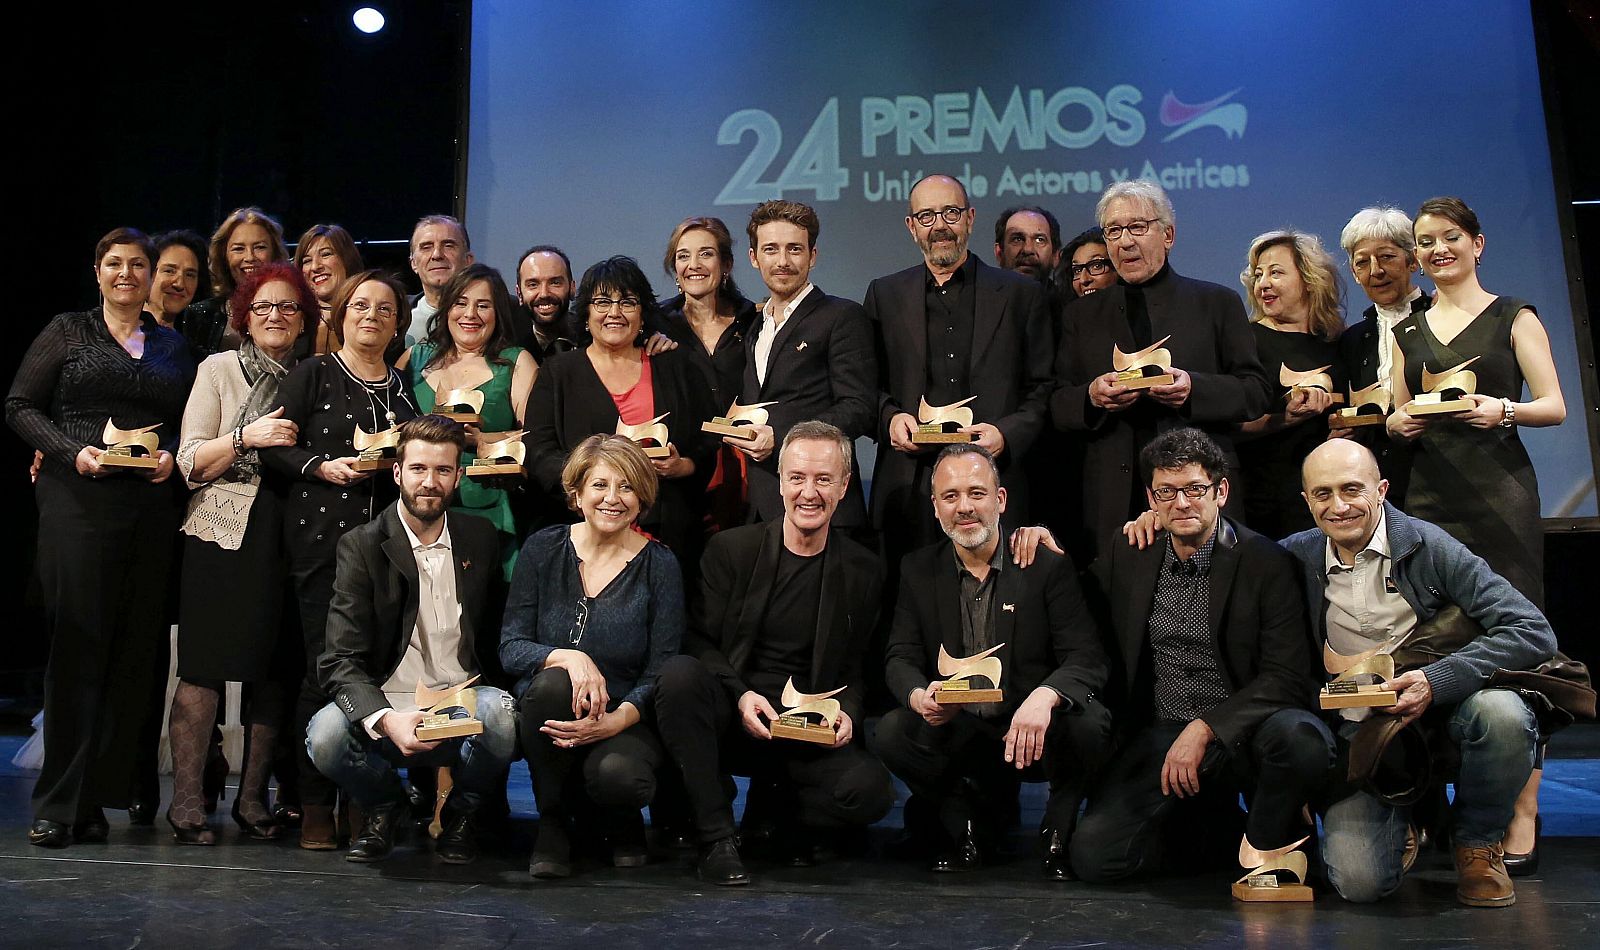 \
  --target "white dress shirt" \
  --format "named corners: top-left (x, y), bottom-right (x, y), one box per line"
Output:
top-left (753, 283), bottom-right (814, 386)
top-left (1374, 286), bottom-right (1422, 393)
